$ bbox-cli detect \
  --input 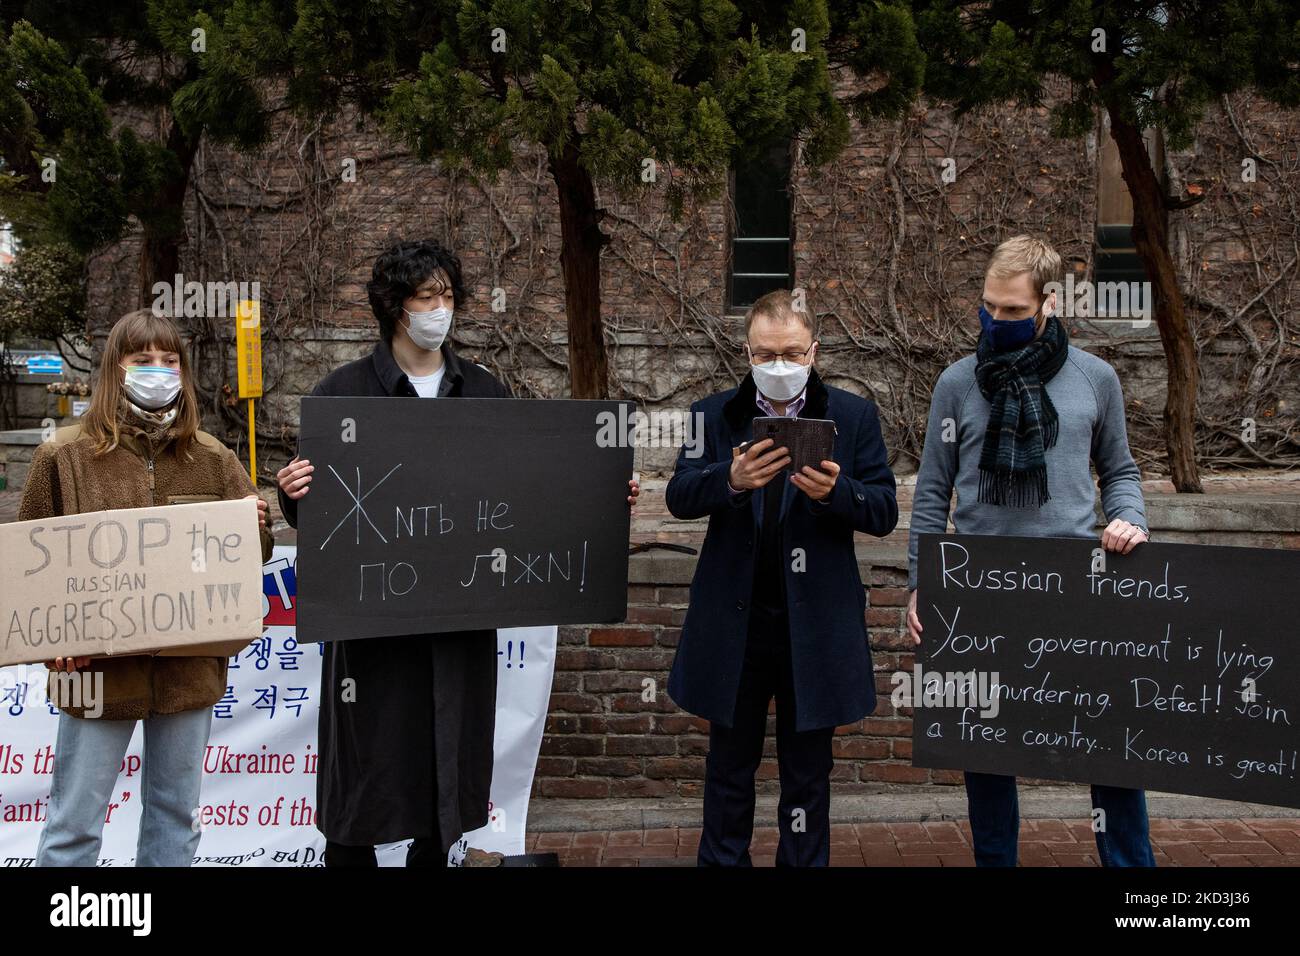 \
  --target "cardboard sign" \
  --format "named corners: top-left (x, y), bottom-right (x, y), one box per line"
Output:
top-left (0, 499), bottom-right (264, 667)
top-left (911, 533), bottom-right (1300, 809)
top-left (296, 397), bottom-right (634, 642)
